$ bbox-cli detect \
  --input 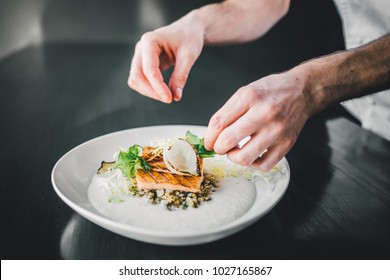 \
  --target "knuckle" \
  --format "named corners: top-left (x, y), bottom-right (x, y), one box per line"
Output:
top-left (173, 74), bottom-right (188, 86)
top-left (134, 41), bottom-right (141, 51)
top-left (128, 78), bottom-right (135, 89)
top-left (230, 153), bottom-right (251, 166)
top-left (240, 86), bottom-right (261, 103)
top-left (213, 145), bottom-right (223, 154)
top-left (140, 32), bottom-right (156, 43)
top-left (218, 131), bottom-right (236, 149)
top-left (272, 122), bottom-right (284, 136)
top-left (240, 119), bottom-right (256, 135)
top-left (259, 162), bottom-right (274, 172)
top-left (256, 157), bottom-right (276, 172)
top-left (236, 86), bottom-right (248, 99)
top-left (127, 75), bottom-right (138, 89)
top-left (214, 136), bottom-right (234, 154)
top-left (263, 102), bottom-right (280, 120)
top-left (150, 70), bottom-right (160, 79)
top-left (144, 68), bottom-right (160, 80)
top-left (209, 114), bottom-right (224, 131)
top-left (246, 87), bottom-right (258, 100)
